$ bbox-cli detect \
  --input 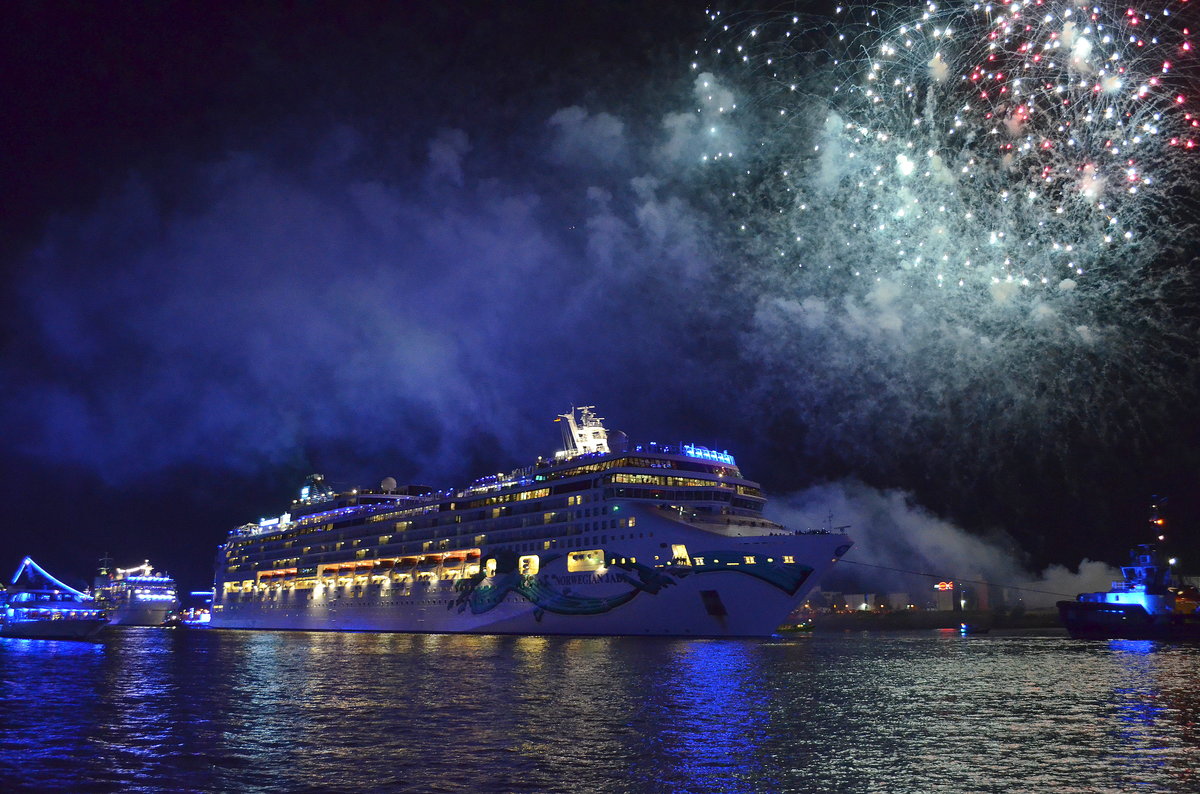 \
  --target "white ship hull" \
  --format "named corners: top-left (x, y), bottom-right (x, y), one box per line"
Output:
top-left (105, 605), bottom-right (173, 627)
top-left (212, 531), bottom-right (848, 637)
